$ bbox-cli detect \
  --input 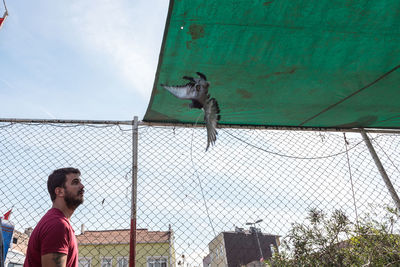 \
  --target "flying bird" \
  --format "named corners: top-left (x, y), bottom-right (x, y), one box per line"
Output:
top-left (161, 72), bottom-right (221, 150)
